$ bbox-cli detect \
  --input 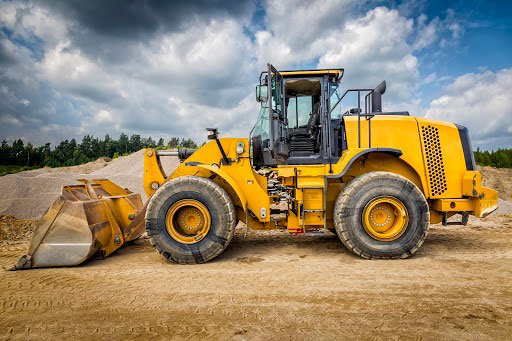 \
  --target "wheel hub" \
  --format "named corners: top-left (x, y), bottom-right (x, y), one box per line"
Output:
top-left (179, 208), bottom-right (203, 232)
top-left (166, 199), bottom-right (211, 244)
top-left (363, 196), bottom-right (409, 241)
